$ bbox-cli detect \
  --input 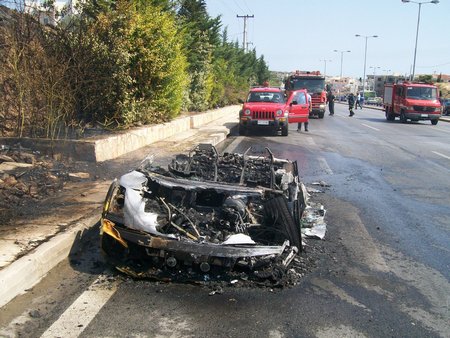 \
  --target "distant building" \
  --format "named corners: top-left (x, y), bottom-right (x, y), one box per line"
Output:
top-left (367, 74), bottom-right (406, 97)
top-left (435, 74), bottom-right (450, 83)
top-left (25, 0), bottom-right (77, 26)
top-left (327, 76), bottom-right (358, 97)
top-left (365, 73), bottom-right (449, 97)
